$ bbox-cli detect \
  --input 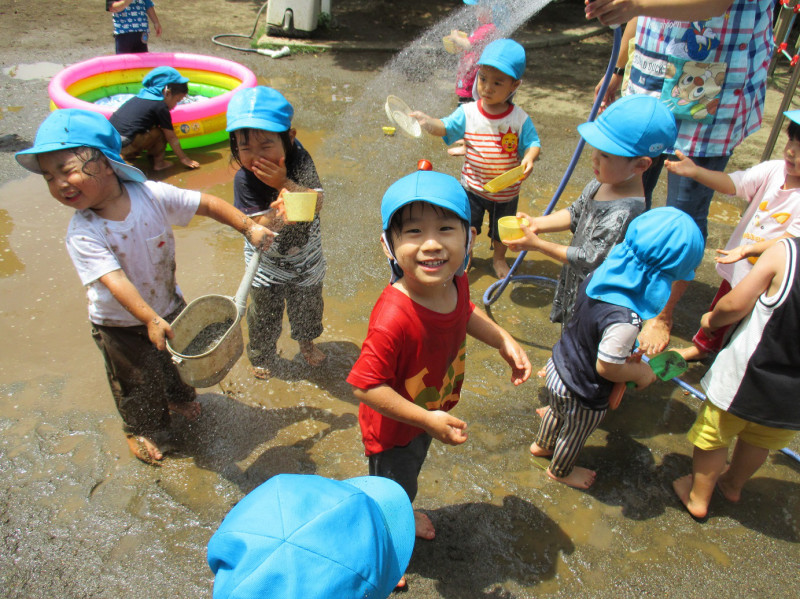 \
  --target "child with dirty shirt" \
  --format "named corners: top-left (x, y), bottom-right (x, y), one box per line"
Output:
top-left (110, 66), bottom-right (200, 171)
top-left (347, 163), bottom-right (531, 560)
top-left (673, 237), bottom-right (800, 518)
top-left (15, 109), bottom-right (274, 465)
top-left (665, 110), bottom-right (800, 362)
top-left (530, 208), bottom-right (704, 489)
top-left (505, 94), bottom-right (677, 326)
top-left (226, 86), bottom-right (327, 379)
top-left (412, 39), bottom-right (541, 279)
